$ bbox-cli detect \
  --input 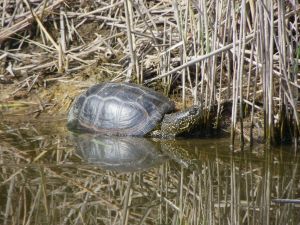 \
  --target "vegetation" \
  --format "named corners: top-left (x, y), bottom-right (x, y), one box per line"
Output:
top-left (0, 0), bottom-right (299, 145)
